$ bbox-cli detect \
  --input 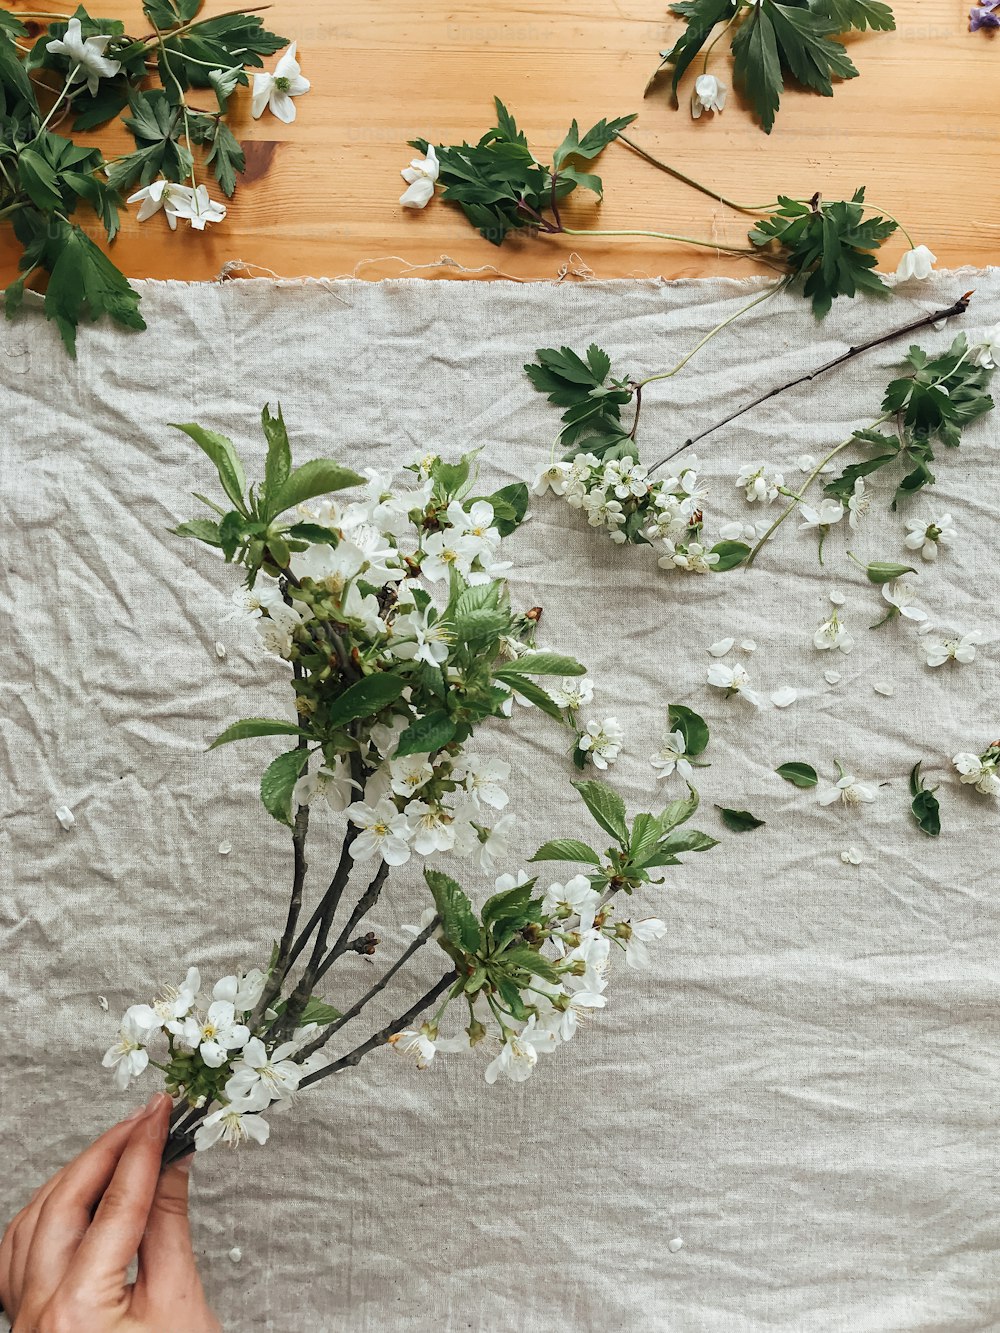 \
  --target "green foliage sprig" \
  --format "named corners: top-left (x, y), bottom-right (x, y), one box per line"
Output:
top-left (0, 2), bottom-right (289, 353)
top-left (650, 0), bottom-right (896, 133)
